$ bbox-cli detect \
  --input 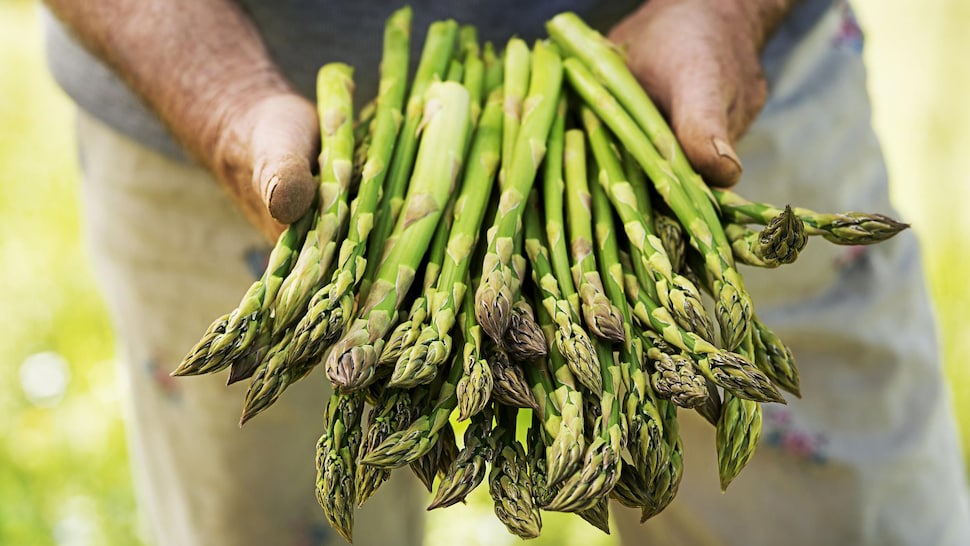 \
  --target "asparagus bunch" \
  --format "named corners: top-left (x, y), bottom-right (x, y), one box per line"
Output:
top-left (171, 11), bottom-right (911, 543)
